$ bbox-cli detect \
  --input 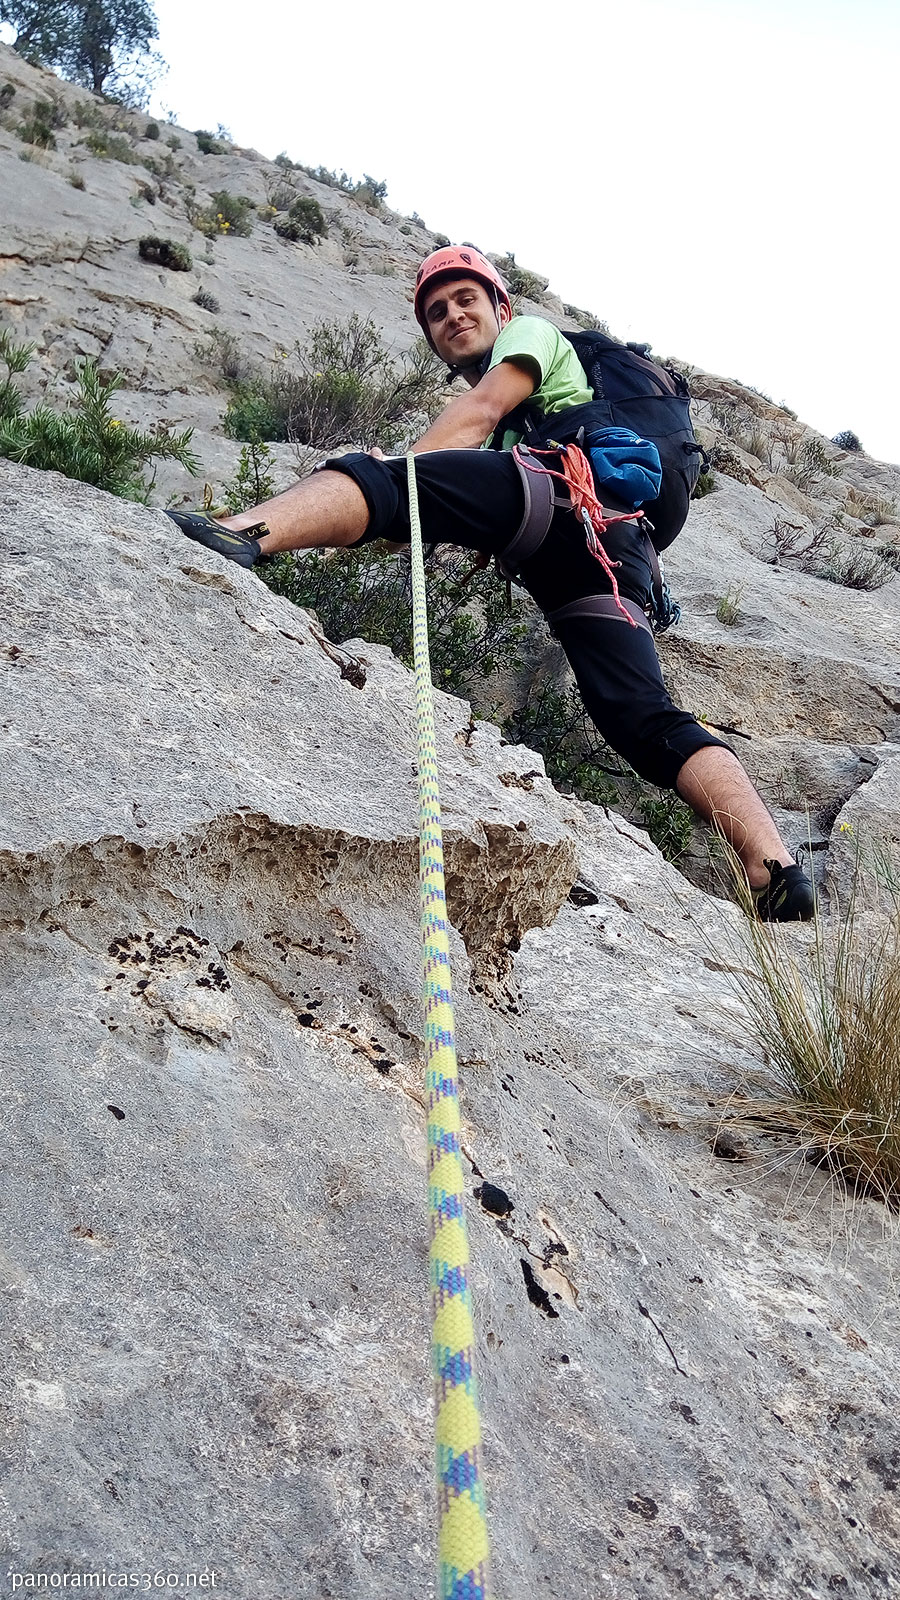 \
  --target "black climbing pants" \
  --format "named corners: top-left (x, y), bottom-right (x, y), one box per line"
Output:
top-left (325, 449), bottom-right (730, 790)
